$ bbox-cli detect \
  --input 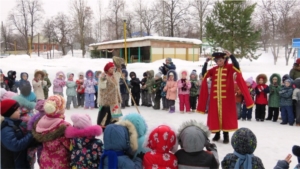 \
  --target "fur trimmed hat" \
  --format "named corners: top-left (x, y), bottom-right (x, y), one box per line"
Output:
top-left (231, 128), bottom-right (257, 155)
top-left (44, 95), bottom-right (66, 117)
top-left (256, 74), bottom-right (268, 84)
top-left (0, 99), bottom-right (20, 117)
top-left (71, 114), bottom-right (92, 129)
top-left (34, 70), bottom-right (45, 79)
